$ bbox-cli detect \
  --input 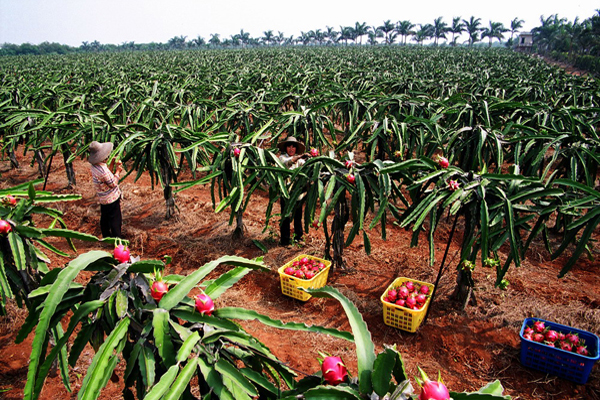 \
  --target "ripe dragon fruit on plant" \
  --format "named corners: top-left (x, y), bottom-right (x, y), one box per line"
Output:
top-left (437, 155), bottom-right (449, 169)
top-left (321, 356), bottom-right (348, 385)
top-left (417, 367), bottom-right (450, 400)
top-left (195, 293), bottom-right (215, 316)
top-left (150, 269), bottom-right (169, 303)
top-left (0, 220), bottom-right (12, 234)
top-left (151, 281), bottom-right (168, 302)
top-left (113, 244), bottom-right (131, 263)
